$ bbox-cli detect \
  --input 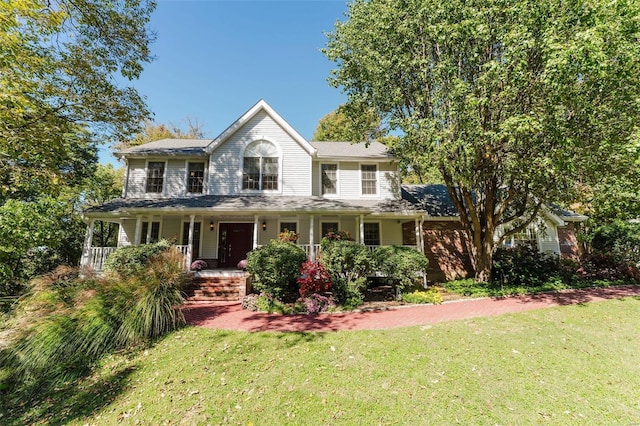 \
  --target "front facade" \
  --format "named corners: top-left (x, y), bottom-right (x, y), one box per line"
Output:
top-left (82, 100), bottom-right (585, 281)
